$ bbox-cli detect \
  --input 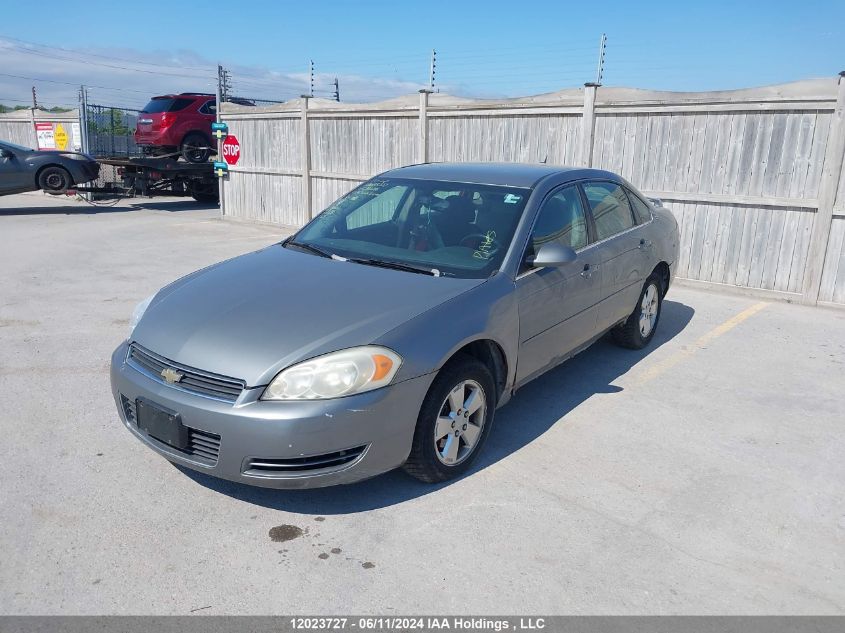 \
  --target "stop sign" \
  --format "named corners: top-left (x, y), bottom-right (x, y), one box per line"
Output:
top-left (221, 134), bottom-right (240, 165)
